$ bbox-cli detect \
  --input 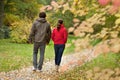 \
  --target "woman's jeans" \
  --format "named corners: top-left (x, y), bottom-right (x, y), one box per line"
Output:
top-left (33, 42), bottom-right (46, 70)
top-left (54, 44), bottom-right (65, 66)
